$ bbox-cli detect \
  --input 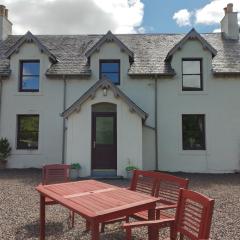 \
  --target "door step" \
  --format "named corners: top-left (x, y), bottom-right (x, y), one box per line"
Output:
top-left (91, 169), bottom-right (117, 177)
